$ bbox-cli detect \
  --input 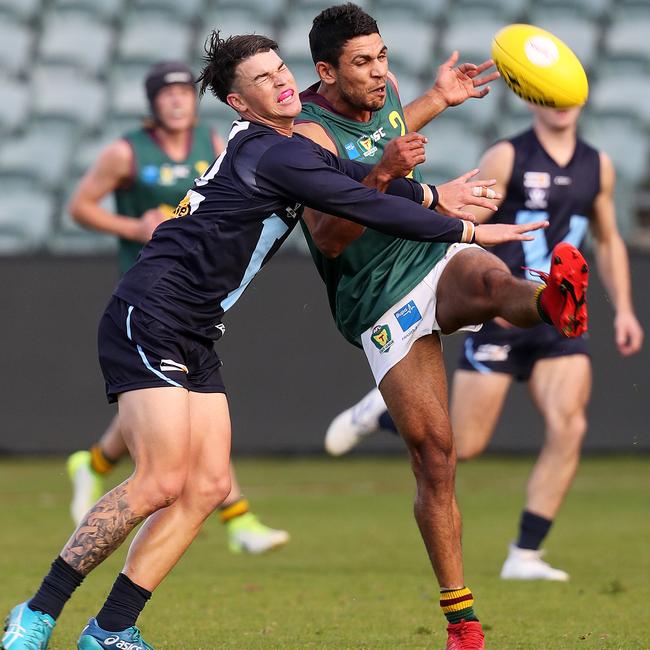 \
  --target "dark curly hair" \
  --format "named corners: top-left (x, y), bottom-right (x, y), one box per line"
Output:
top-left (197, 31), bottom-right (278, 103)
top-left (309, 3), bottom-right (380, 66)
